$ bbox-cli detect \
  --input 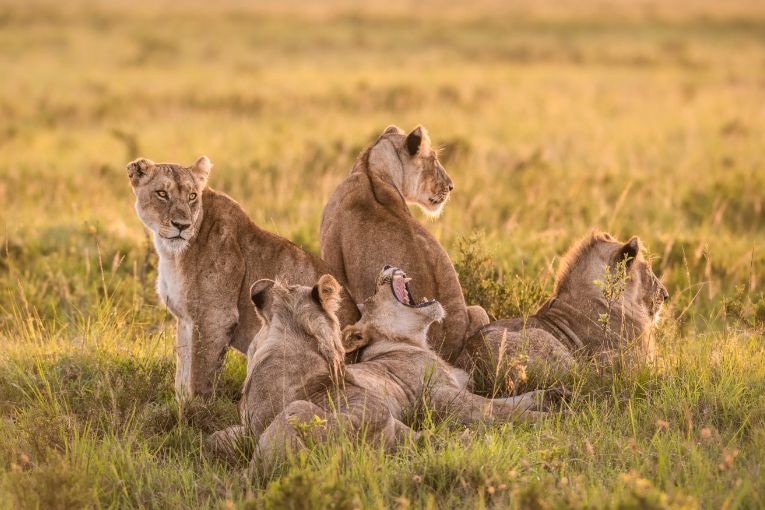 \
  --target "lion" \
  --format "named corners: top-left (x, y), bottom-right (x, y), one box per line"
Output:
top-left (126, 156), bottom-right (360, 401)
top-left (208, 273), bottom-right (418, 466)
top-left (210, 267), bottom-right (556, 470)
top-left (336, 266), bottom-right (558, 427)
top-left (455, 232), bottom-right (670, 390)
top-left (320, 125), bottom-right (488, 364)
